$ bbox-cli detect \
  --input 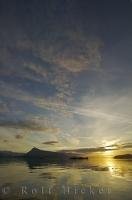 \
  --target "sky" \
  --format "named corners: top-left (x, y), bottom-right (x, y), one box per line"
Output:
top-left (0, 0), bottom-right (132, 153)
